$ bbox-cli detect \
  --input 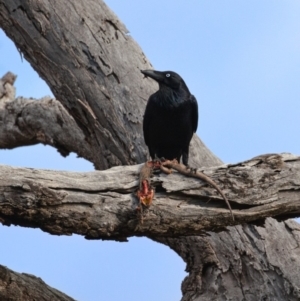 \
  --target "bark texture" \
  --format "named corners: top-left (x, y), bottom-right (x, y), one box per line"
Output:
top-left (0, 0), bottom-right (220, 170)
top-left (158, 218), bottom-right (300, 301)
top-left (0, 153), bottom-right (299, 240)
top-left (0, 73), bottom-right (92, 159)
top-left (0, 265), bottom-right (75, 301)
top-left (0, 1), bottom-right (299, 301)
